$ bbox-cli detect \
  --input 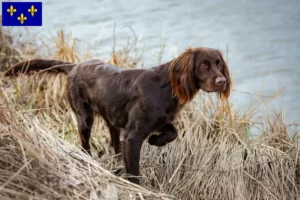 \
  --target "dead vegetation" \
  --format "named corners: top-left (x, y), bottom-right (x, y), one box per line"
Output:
top-left (0, 24), bottom-right (299, 200)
